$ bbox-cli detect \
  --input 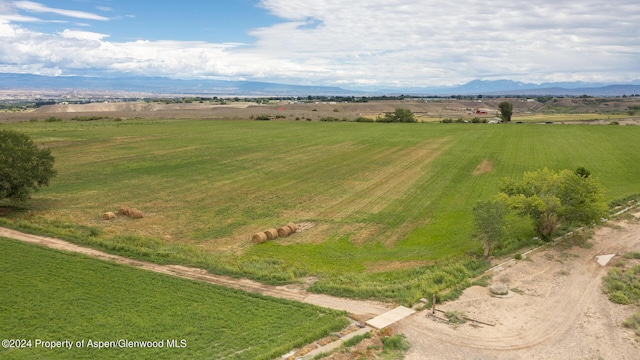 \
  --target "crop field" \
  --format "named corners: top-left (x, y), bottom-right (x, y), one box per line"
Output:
top-left (0, 238), bottom-right (349, 359)
top-left (2, 119), bottom-right (640, 303)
